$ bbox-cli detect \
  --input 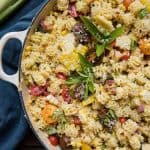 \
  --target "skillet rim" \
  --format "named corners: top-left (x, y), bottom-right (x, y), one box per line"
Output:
top-left (18, 1), bottom-right (54, 150)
